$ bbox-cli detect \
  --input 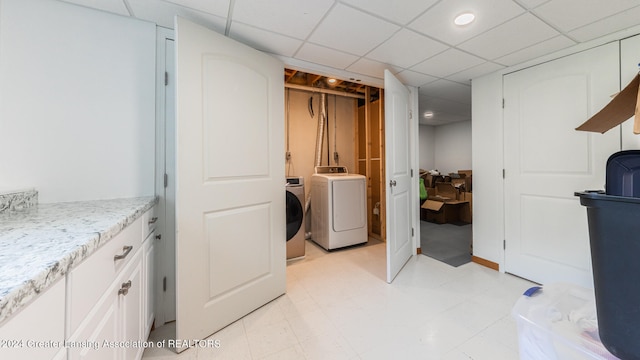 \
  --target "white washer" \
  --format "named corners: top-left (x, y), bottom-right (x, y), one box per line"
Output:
top-left (286, 176), bottom-right (305, 259)
top-left (311, 166), bottom-right (367, 250)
